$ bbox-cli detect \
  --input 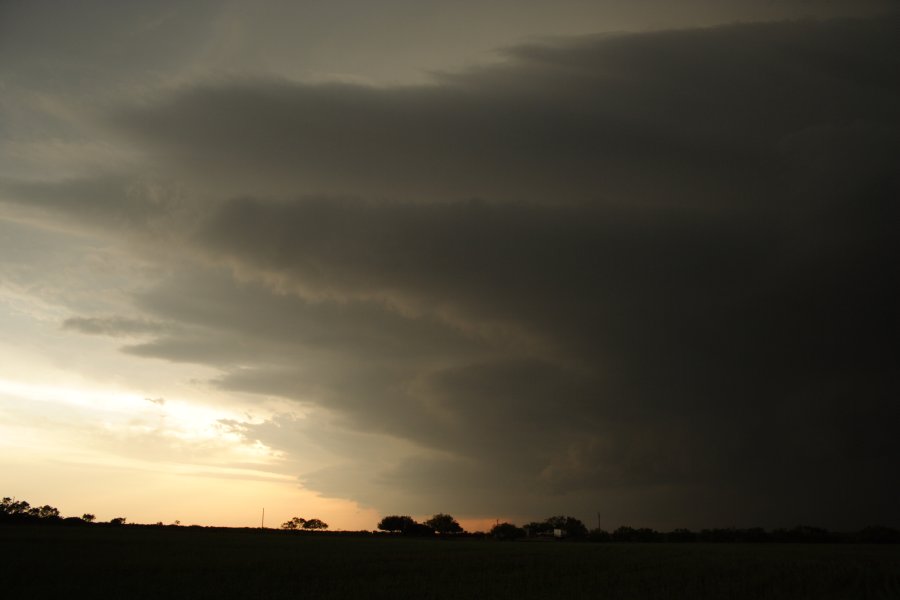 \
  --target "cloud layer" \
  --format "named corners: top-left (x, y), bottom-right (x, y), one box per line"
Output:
top-left (5, 15), bottom-right (900, 528)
